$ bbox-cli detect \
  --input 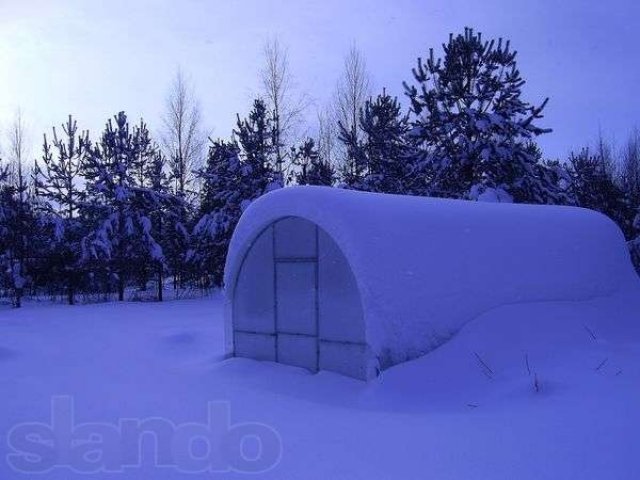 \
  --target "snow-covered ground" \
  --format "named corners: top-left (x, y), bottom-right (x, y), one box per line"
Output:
top-left (1, 292), bottom-right (639, 479)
